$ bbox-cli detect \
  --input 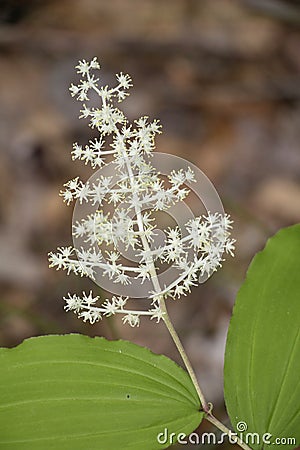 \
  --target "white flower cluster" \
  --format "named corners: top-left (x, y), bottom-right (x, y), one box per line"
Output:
top-left (63, 291), bottom-right (163, 327)
top-left (48, 58), bottom-right (235, 327)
